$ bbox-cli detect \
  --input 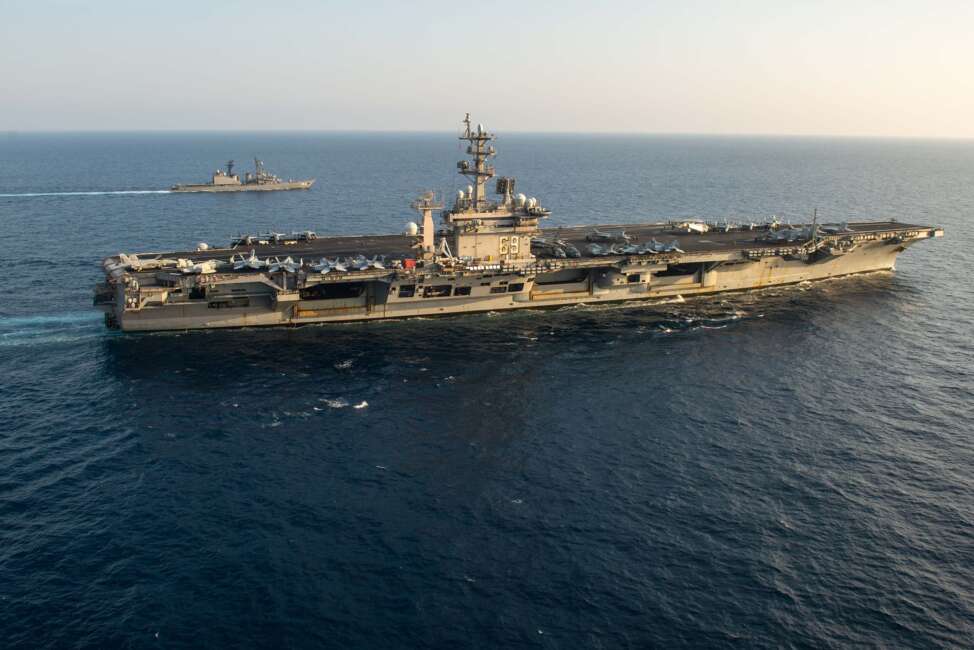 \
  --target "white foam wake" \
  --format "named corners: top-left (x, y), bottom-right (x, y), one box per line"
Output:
top-left (0, 312), bottom-right (101, 328)
top-left (0, 312), bottom-right (104, 347)
top-left (0, 190), bottom-right (170, 198)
